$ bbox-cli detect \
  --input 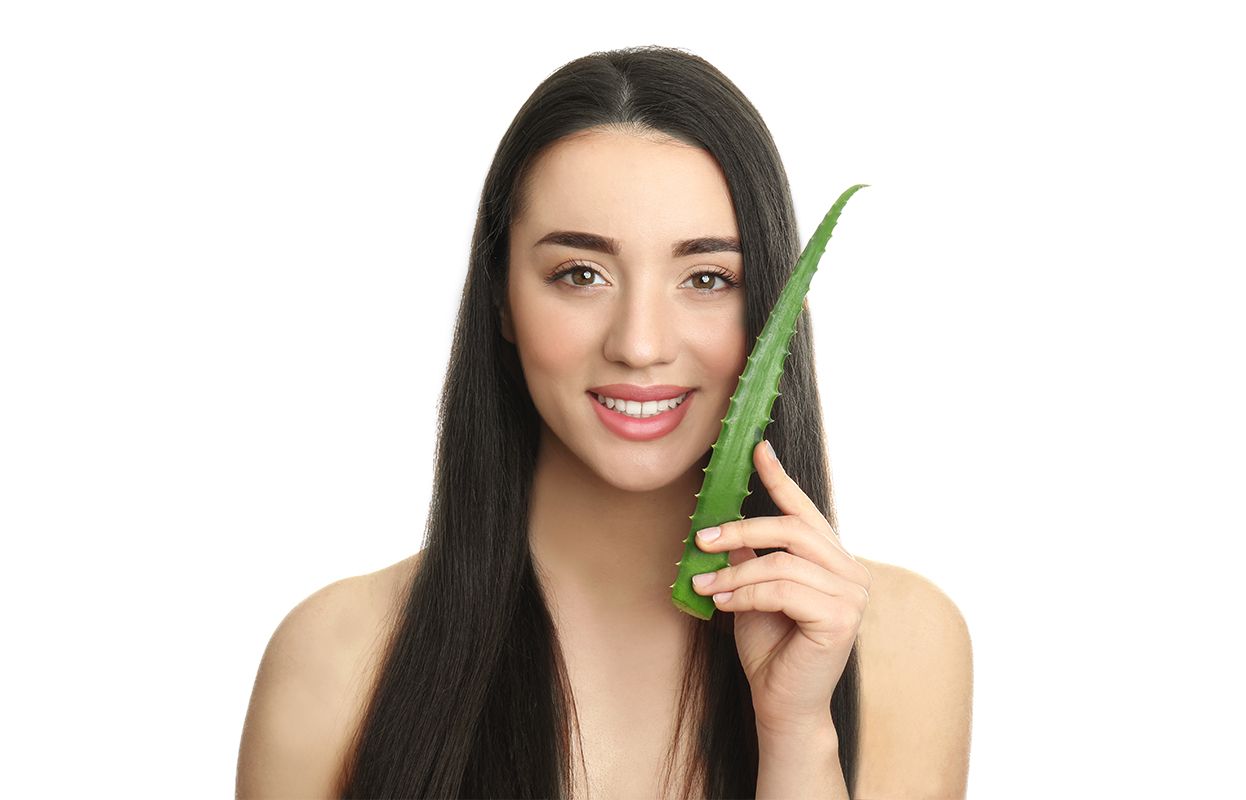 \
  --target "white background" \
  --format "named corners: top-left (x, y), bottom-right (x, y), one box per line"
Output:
top-left (2, 1), bottom-right (1242, 796)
